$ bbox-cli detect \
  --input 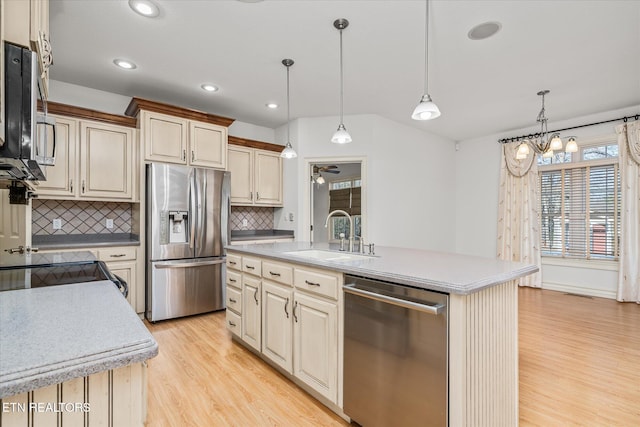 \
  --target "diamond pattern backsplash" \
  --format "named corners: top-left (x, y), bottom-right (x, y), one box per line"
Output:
top-left (230, 206), bottom-right (274, 230)
top-left (32, 200), bottom-right (132, 235)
